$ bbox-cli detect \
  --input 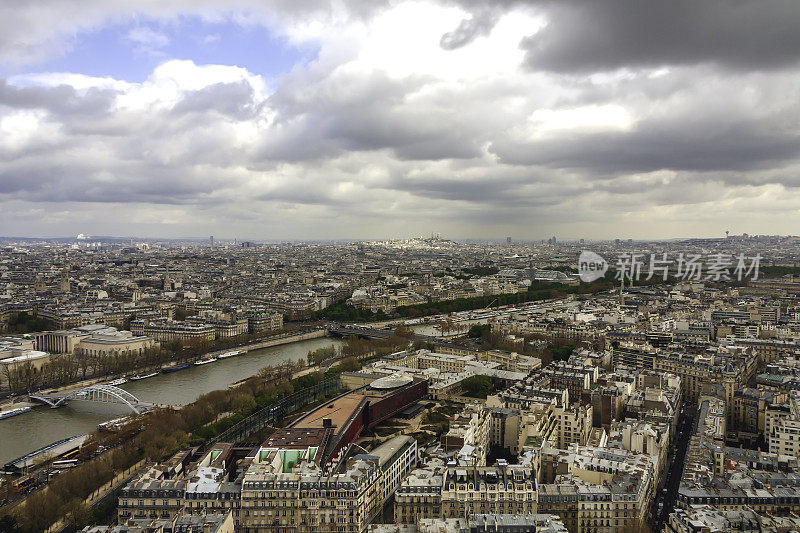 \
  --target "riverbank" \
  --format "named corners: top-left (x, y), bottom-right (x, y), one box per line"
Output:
top-left (204, 328), bottom-right (326, 358)
top-left (0, 328), bottom-right (328, 412)
top-left (0, 335), bottom-right (343, 466)
top-left (3, 359), bottom-right (347, 532)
